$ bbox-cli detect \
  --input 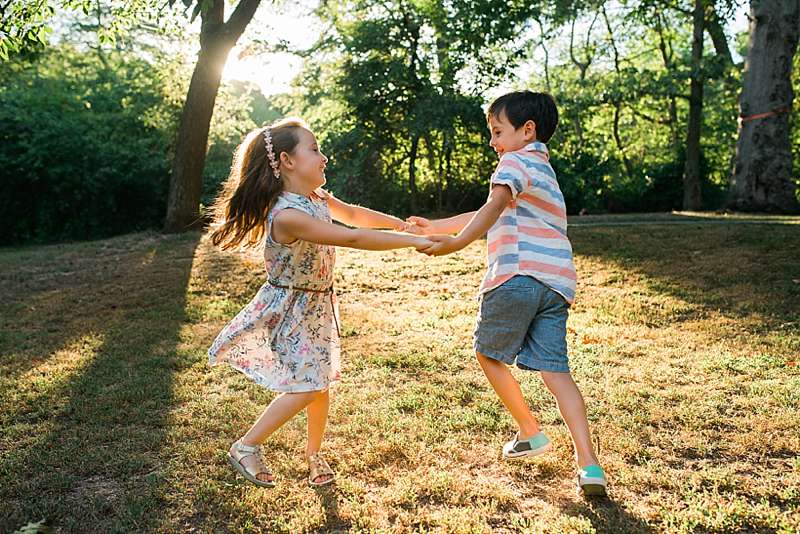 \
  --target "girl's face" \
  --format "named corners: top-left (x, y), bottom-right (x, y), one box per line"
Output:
top-left (488, 111), bottom-right (536, 156)
top-left (282, 128), bottom-right (328, 190)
